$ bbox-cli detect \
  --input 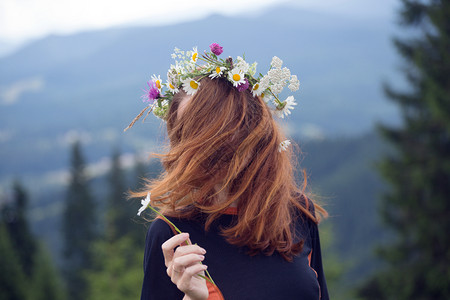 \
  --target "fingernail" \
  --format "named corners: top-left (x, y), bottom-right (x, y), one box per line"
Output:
top-left (182, 232), bottom-right (189, 238)
top-left (199, 255), bottom-right (205, 260)
top-left (200, 248), bottom-right (206, 254)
